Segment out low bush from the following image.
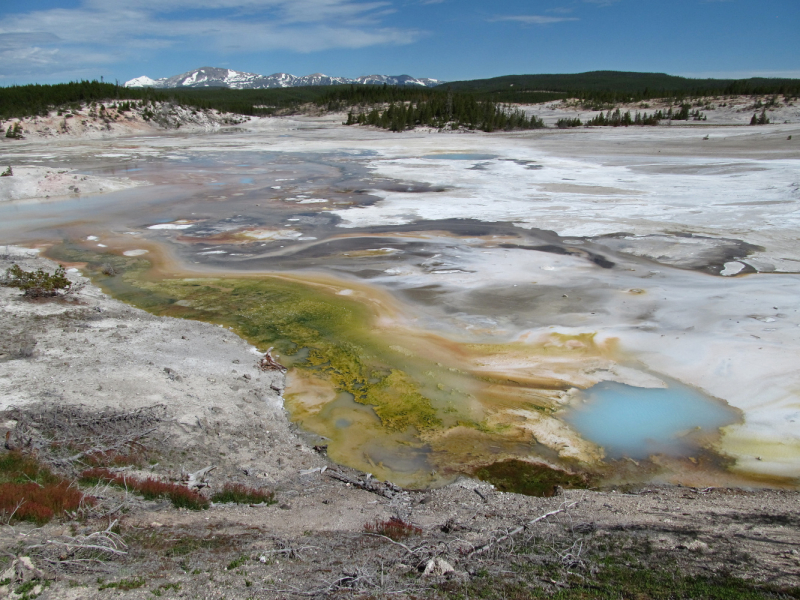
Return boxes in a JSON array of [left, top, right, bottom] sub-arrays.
[[211, 483, 275, 505], [556, 117, 582, 128], [80, 468, 208, 510], [83, 449, 145, 468], [5, 122, 23, 139], [1, 264, 73, 297], [0, 451, 92, 524], [363, 516, 421, 541]]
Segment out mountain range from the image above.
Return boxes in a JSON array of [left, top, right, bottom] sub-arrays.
[[124, 67, 442, 89]]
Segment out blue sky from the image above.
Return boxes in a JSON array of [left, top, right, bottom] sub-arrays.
[[1, 0, 798, 85]]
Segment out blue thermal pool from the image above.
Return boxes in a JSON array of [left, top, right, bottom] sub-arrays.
[[562, 380, 739, 459]]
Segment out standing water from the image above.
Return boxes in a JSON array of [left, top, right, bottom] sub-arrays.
[[563, 380, 740, 459]]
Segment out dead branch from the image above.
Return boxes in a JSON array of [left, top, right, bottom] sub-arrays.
[[60, 427, 159, 464], [360, 533, 422, 556], [182, 465, 216, 489], [258, 347, 287, 373], [2, 403, 167, 473], [326, 468, 405, 499], [469, 501, 578, 557], [25, 519, 127, 571]]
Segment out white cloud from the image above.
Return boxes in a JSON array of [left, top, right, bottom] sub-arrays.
[[0, 0, 422, 79], [490, 15, 579, 25]]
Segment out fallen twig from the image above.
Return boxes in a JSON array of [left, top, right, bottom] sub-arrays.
[[327, 468, 404, 499], [182, 465, 216, 489], [360, 533, 422, 556], [469, 501, 578, 557]]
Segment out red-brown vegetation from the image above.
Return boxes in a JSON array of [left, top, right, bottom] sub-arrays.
[[0, 451, 93, 524], [80, 468, 208, 510], [363, 516, 422, 541]]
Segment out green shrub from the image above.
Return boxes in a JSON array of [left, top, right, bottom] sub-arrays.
[[5, 122, 23, 139], [2, 264, 73, 297], [98, 577, 145, 591]]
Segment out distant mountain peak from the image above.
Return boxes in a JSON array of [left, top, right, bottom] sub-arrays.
[[125, 67, 443, 90]]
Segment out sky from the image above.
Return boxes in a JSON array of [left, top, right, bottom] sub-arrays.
[[0, 0, 798, 85]]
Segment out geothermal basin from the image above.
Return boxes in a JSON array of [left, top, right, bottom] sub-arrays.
[[1, 115, 798, 490]]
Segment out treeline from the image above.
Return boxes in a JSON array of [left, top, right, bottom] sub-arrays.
[[0, 80, 453, 120], [0, 80, 335, 120], [0, 81, 154, 119], [344, 95, 544, 132], [556, 105, 707, 128], [441, 71, 800, 105]]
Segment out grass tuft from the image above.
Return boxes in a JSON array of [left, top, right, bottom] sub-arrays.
[[98, 577, 146, 591], [211, 483, 275, 505]]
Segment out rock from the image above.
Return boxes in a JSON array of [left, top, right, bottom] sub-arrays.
[[422, 558, 455, 577], [573, 522, 595, 534], [684, 540, 710, 553], [2, 557, 43, 583]]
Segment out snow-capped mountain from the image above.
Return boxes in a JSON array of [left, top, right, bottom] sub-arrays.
[[124, 75, 160, 88], [124, 67, 443, 89]]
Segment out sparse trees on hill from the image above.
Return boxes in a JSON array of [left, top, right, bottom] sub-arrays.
[[5, 122, 23, 139], [344, 96, 545, 132], [556, 117, 582, 128], [750, 109, 770, 125]]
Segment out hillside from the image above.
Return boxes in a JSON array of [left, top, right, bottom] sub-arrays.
[[439, 70, 800, 102]]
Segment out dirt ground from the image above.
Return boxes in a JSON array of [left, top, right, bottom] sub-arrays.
[[0, 251, 797, 599]]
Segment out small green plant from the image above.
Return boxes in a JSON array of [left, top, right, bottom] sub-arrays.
[[0, 166, 11, 177], [98, 577, 146, 591], [14, 581, 37, 596], [211, 483, 275, 505], [2, 264, 72, 298], [152, 582, 180, 595], [226, 555, 248, 570]]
